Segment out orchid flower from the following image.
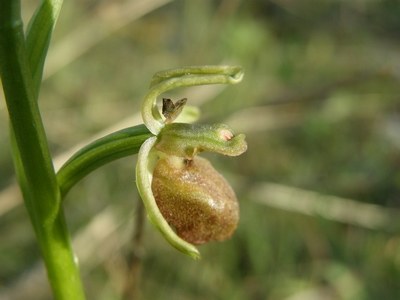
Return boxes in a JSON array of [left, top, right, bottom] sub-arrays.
[[135, 65, 247, 259], [57, 66, 247, 260]]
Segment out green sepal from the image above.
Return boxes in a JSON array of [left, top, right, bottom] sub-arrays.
[[142, 65, 244, 134], [136, 137, 201, 259]]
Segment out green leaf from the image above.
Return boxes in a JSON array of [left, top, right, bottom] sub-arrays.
[[25, 0, 63, 99]]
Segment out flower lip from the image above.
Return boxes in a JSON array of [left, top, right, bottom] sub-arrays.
[[152, 155, 240, 245]]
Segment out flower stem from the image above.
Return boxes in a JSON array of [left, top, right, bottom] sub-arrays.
[[0, 1, 85, 298], [57, 124, 153, 197]]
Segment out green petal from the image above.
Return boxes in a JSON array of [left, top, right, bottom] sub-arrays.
[[155, 123, 247, 159]]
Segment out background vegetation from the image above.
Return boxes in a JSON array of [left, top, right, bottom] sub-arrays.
[[1, 0, 400, 299]]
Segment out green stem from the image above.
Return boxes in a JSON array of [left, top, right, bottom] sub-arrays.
[[0, 1, 85, 299], [57, 124, 153, 197]]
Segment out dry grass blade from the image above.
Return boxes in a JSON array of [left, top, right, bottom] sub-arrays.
[[44, 0, 173, 79], [250, 182, 400, 231], [0, 0, 173, 110]]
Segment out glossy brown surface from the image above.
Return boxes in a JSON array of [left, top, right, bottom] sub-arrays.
[[152, 155, 239, 245]]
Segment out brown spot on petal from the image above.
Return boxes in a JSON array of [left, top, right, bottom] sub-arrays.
[[151, 156, 239, 245]]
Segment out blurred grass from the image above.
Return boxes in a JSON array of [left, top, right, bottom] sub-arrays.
[[1, 0, 400, 299]]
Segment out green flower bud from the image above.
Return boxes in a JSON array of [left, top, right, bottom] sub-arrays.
[[151, 155, 239, 245]]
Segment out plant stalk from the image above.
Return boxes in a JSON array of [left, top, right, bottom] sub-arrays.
[[0, 1, 85, 298]]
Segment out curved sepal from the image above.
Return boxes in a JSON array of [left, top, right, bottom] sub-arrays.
[[135, 137, 201, 259], [141, 65, 244, 134]]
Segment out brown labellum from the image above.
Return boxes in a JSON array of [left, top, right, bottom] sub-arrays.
[[151, 155, 239, 245]]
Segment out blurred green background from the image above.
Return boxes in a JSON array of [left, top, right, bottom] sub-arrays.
[[1, 0, 400, 299]]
